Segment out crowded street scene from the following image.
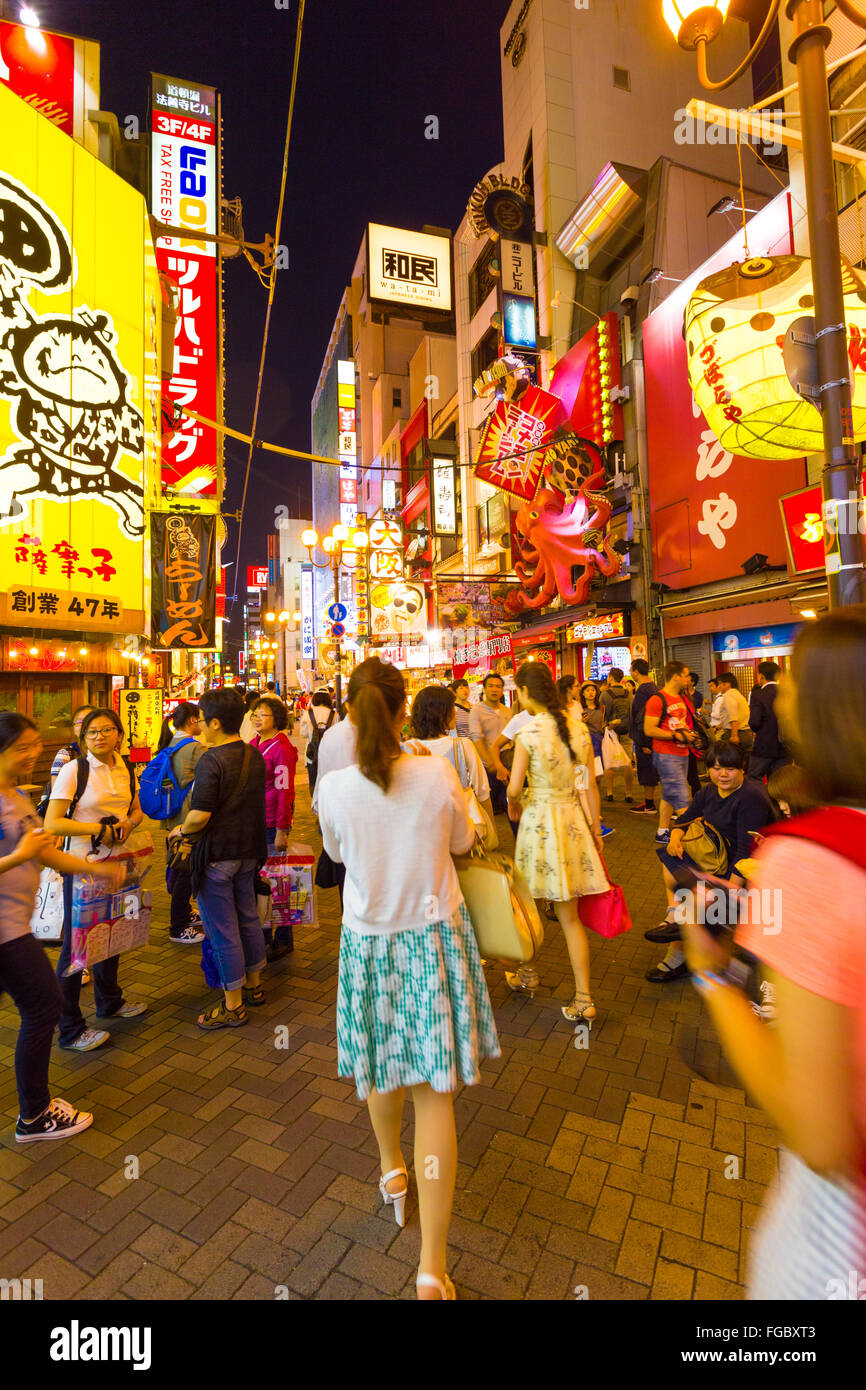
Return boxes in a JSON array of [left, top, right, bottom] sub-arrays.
[[0, 0, 865, 1349]]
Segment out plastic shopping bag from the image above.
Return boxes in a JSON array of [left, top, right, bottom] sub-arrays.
[[30, 866, 64, 941], [601, 727, 631, 772]]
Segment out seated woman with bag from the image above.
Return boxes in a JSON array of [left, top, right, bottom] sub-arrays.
[[644, 741, 774, 984]]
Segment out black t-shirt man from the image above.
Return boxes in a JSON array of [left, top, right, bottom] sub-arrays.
[[190, 741, 268, 863]]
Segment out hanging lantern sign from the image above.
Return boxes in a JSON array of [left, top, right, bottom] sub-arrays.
[[685, 254, 866, 460]]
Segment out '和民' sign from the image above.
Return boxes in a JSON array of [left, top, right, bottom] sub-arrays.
[[150, 511, 216, 649]]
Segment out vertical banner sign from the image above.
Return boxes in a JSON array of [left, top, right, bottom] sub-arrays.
[[301, 565, 314, 660], [150, 512, 216, 649], [337, 359, 357, 527], [119, 687, 164, 763], [151, 73, 219, 497]]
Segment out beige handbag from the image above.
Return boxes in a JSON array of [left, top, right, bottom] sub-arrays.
[[681, 819, 729, 875], [455, 849, 544, 964]]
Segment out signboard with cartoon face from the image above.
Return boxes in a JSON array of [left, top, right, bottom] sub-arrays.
[[0, 85, 160, 634], [369, 581, 427, 640]]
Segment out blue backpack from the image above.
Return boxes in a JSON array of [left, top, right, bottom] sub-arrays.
[[138, 738, 196, 821]]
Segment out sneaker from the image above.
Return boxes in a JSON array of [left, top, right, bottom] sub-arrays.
[[655, 829, 671, 845], [60, 1027, 109, 1052], [628, 804, 653, 816], [600, 824, 615, 839], [187, 911, 203, 930], [605, 794, 614, 803], [171, 926, 205, 945], [16, 1098, 94, 1143], [102, 1001, 147, 1020], [624, 797, 633, 805]]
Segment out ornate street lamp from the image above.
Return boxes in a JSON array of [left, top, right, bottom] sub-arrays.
[[664, 0, 866, 607]]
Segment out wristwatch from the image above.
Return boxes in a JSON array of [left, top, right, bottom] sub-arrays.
[[692, 958, 751, 994]]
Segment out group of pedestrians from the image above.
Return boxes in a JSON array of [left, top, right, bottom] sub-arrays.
[[1, 612, 863, 1302]]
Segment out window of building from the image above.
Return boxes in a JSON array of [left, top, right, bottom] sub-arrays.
[[612, 66, 630, 92], [393, 387, 402, 410], [522, 134, 534, 199], [471, 327, 499, 385], [469, 240, 498, 319]]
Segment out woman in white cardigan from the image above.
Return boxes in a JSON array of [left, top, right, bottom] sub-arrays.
[[317, 658, 500, 1301]]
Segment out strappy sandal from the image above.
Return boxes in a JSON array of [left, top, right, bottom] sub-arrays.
[[242, 985, 266, 1006], [197, 1000, 247, 1030], [561, 992, 597, 1028], [417, 1272, 456, 1300]]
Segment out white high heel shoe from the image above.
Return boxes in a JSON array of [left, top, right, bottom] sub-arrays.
[[416, 1272, 456, 1300], [378, 1166, 408, 1227]]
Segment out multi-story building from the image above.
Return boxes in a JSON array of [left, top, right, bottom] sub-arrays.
[[311, 223, 456, 674], [452, 0, 777, 684]]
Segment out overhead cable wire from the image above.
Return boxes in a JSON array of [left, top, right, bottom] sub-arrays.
[[231, 0, 306, 600]]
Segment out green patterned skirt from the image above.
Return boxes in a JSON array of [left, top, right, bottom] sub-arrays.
[[337, 903, 501, 1100]]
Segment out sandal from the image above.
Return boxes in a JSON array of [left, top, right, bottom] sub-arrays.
[[242, 985, 266, 1007], [196, 1000, 247, 1030], [561, 992, 597, 1028]]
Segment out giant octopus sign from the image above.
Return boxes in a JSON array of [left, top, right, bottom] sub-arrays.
[[473, 326, 626, 615]]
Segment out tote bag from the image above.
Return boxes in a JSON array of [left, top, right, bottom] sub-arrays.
[[455, 849, 543, 964]]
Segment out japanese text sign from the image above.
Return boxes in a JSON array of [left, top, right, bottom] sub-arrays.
[[779, 484, 826, 576], [642, 194, 807, 590], [151, 72, 219, 497], [150, 511, 216, 649], [0, 84, 159, 635], [119, 687, 164, 761], [474, 385, 566, 500]]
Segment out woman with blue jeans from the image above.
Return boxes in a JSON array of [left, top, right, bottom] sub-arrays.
[[176, 688, 268, 1030]]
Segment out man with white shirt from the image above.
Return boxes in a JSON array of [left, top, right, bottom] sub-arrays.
[[716, 672, 753, 759]]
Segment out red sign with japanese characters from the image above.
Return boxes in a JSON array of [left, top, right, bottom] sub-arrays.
[[474, 385, 566, 501], [152, 74, 220, 497], [0, 22, 75, 134], [643, 289, 806, 590], [779, 484, 826, 575]]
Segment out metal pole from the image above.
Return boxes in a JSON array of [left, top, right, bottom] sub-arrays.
[[333, 551, 342, 713], [789, 0, 866, 606]]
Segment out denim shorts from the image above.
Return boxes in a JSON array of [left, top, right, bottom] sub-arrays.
[[652, 750, 691, 810]]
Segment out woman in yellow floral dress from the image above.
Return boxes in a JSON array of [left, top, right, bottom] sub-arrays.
[[506, 662, 608, 1025]]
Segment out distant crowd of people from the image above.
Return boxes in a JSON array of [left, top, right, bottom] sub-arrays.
[[1, 613, 864, 1301]]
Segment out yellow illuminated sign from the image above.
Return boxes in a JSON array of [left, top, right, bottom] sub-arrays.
[[0, 83, 160, 635]]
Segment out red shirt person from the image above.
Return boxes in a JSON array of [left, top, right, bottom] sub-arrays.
[[643, 660, 698, 843]]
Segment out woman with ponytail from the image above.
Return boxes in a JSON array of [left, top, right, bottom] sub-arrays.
[[317, 658, 500, 1301], [160, 702, 205, 945], [506, 661, 608, 1025]]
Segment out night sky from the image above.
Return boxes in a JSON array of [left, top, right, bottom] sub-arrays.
[[39, 0, 510, 645]]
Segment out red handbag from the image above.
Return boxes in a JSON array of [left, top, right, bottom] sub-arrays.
[[578, 856, 632, 939]]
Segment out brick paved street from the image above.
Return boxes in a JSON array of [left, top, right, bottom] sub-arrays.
[[0, 760, 779, 1301]]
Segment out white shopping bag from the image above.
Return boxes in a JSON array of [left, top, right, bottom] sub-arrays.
[[601, 727, 631, 771], [30, 866, 64, 941]]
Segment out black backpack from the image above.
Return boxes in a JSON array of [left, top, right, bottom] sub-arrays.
[[305, 709, 336, 774]]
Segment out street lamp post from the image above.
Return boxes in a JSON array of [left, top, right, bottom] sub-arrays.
[[301, 523, 368, 711], [665, 0, 866, 607], [264, 608, 303, 696]]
